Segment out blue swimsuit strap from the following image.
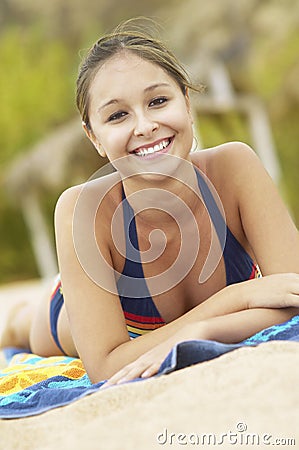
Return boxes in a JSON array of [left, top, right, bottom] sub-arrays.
[[194, 168, 255, 284], [118, 187, 156, 300], [194, 168, 227, 253], [121, 187, 144, 278]]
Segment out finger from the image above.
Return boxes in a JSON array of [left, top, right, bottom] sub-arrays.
[[287, 294, 299, 308], [114, 361, 151, 383], [141, 362, 161, 378], [101, 367, 131, 388], [103, 372, 130, 387], [102, 361, 149, 388]]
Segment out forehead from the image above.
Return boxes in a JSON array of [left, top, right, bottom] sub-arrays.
[[89, 52, 179, 102]]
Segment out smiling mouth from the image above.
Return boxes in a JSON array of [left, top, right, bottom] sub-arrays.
[[132, 137, 172, 157]]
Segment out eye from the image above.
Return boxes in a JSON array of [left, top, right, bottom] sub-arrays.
[[107, 111, 127, 122], [149, 96, 168, 107]]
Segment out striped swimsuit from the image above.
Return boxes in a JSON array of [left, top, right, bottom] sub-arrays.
[[50, 168, 261, 351]]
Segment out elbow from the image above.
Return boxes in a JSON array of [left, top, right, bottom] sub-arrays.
[[89, 373, 106, 385], [284, 306, 299, 319], [86, 361, 111, 385], [85, 354, 114, 384], [85, 348, 127, 384]]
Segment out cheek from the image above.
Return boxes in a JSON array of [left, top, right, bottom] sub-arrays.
[[173, 111, 193, 139], [100, 126, 130, 154], [166, 102, 192, 131]]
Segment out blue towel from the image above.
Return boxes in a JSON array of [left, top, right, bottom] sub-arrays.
[[1, 315, 299, 419]]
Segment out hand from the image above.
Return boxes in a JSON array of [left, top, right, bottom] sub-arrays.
[[101, 323, 205, 388], [101, 340, 174, 388], [243, 273, 299, 309]]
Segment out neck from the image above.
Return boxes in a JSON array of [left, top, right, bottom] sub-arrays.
[[121, 156, 202, 228]]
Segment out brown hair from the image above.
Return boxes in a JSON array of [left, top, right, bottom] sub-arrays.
[[76, 18, 202, 130]]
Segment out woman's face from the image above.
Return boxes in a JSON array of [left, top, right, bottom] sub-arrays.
[[86, 52, 194, 168]]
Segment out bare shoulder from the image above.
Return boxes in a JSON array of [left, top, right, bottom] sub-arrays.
[[55, 171, 121, 224], [191, 141, 259, 185], [191, 142, 299, 274]]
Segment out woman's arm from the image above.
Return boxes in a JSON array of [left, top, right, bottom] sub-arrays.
[[103, 305, 299, 387], [102, 272, 299, 386], [216, 142, 299, 275], [196, 307, 299, 344]]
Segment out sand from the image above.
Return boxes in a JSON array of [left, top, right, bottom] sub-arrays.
[[0, 280, 298, 450]]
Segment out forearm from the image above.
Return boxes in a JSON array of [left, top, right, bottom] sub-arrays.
[[196, 306, 299, 344], [183, 283, 248, 321], [99, 305, 298, 384], [95, 284, 248, 382], [91, 277, 299, 382]]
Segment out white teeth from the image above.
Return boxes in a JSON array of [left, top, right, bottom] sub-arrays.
[[135, 139, 170, 156]]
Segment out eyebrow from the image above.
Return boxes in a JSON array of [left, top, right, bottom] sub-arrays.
[[144, 82, 171, 93], [97, 83, 172, 112]]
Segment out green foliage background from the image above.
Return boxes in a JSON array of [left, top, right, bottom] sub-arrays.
[[0, 1, 298, 285], [0, 27, 75, 166], [0, 25, 77, 283]]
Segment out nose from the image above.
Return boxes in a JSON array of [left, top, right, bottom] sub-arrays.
[[133, 112, 158, 137]]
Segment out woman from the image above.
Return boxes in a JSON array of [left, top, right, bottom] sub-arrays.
[[2, 20, 299, 385]]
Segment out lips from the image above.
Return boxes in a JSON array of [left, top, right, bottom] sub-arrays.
[[130, 137, 173, 157]]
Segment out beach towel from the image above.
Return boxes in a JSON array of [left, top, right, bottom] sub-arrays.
[[1, 315, 299, 419]]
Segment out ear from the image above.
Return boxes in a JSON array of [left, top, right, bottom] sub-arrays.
[[184, 88, 194, 124], [82, 121, 97, 145], [82, 121, 106, 157], [97, 145, 107, 158]]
